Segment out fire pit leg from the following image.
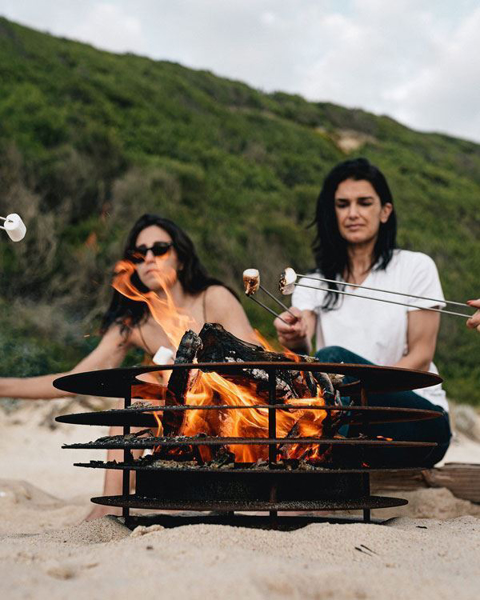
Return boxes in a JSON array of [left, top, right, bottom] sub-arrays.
[[360, 387, 371, 524], [363, 474, 371, 523], [122, 388, 132, 524], [268, 368, 278, 524]]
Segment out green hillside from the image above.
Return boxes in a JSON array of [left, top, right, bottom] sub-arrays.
[[0, 17, 479, 404]]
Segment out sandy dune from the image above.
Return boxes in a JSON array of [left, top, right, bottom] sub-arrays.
[[1, 399, 479, 599]]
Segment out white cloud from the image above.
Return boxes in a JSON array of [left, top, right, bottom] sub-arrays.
[[1, 0, 480, 141], [71, 3, 143, 54], [385, 6, 480, 139]]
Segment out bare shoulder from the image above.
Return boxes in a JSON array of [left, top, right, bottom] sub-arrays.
[[206, 285, 239, 304], [205, 285, 242, 317], [204, 285, 256, 342]]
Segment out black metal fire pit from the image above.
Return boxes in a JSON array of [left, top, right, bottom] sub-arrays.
[[55, 361, 442, 529]]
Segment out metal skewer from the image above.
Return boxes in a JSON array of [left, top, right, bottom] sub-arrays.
[[249, 296, 289, 324], [292, 282, 472, 319], [243, 268, 296, 324], [295, 273, 468, 309], [259, 285, 298, 321]]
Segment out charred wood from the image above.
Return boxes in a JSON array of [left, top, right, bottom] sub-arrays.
[[163, 330, 202, 437], [167, 330, 202, 405]]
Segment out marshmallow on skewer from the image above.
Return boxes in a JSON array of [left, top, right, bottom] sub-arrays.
[[243, 268, 260, 296], [1, 213, 26, 242], [279, 267, 297, 295], [152, 346, 175, 365]]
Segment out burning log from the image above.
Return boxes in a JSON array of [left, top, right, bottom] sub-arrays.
[[155, 323, 348, 463], [196, 323, 300, 399], [196, 323, 343, 406], [167, 330, 202, 404], [163, 329, 203, 437], [197, 323, 280, 363]]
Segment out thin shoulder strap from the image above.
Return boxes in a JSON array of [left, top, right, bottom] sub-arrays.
[[137, 323, 154, 356]]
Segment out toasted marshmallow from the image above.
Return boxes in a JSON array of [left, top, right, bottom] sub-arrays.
[[279, 267, 297, 295], [243, 268, 260, 296]]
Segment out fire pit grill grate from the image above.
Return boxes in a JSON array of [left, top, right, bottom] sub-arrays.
[[55, 361, 442, 529]]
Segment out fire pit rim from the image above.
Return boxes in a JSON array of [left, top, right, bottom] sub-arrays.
[[56, 404, 443, 428], [53, 360, 443, 398]]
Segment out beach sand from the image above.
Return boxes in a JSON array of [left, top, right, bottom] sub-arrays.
[[1, 399, 479, 599]]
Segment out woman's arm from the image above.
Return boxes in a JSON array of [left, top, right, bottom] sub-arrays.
[[394, 310, 440, 371], [0, 325, 132, 399]]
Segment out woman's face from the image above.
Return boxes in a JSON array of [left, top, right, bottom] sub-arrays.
[[334, 178, 393, 246], [134, 225, 181, 292]]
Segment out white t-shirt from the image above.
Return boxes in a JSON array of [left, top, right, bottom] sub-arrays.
[[292, 250, 448, 410]]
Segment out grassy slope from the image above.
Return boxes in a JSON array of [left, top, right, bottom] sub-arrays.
[[0, 18, 479, 403]]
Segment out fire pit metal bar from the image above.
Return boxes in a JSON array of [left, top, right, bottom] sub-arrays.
[[363, 473, 371, 523], [268, 368, 278, 520], [268, 369, 277, 467], [122, 387, 132, 521], [361, 385, 371, 523]]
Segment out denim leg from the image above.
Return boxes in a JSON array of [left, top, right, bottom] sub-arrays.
[[314, 346, 451, 467]]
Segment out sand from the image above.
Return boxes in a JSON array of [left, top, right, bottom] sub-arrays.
[[1, 398, 480, 599]]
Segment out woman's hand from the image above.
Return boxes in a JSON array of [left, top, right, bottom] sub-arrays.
[[466, 299, 480, 333], [274, 307, 314, 353]]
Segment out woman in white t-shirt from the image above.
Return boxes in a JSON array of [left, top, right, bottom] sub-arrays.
[[274, 158, 451, 467]]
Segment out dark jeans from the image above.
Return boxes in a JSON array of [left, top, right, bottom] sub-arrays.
[[315, 346, 451, 468]]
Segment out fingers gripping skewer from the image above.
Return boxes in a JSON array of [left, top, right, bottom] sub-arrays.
[[243, 269, 296, 325], [279, 268, 474, 319]]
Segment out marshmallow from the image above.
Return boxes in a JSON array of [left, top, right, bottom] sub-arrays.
[[152, 346, 175, 365], [243, 268, 260, 296], [279, 267, 297, 296], [2, 214, 26, 242]]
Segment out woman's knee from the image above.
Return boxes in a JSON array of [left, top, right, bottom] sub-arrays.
[[315, 346, 356, 363]]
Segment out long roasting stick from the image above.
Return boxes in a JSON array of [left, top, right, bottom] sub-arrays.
[[250, 296, 290, 324], [295, 272, 468, 309], [259, 284, 298, 320], [243, 268, 293, 324], [291, 282, 471, 319]]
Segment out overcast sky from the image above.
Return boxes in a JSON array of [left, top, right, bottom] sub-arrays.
[[2, 0, 480, 143]]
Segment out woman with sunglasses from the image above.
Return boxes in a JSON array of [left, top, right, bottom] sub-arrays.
[[0, 214, 257, 517], [0, 214, 256, 399], [101, 213, 256, 356]]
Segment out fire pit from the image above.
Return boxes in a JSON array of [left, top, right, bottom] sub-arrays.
[[55, 359, 442, 529]]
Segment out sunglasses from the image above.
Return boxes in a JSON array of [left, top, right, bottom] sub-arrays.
[[126, 242, 173, 264]]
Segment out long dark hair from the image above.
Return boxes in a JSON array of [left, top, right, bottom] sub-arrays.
[[312, 158, 397, 310], [101, 214, 231, 334]]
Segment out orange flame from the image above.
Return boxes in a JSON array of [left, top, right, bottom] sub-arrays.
[[113, 261, 329, 464], [113, 259, 196, 348], [180, 370, 327, 463]]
